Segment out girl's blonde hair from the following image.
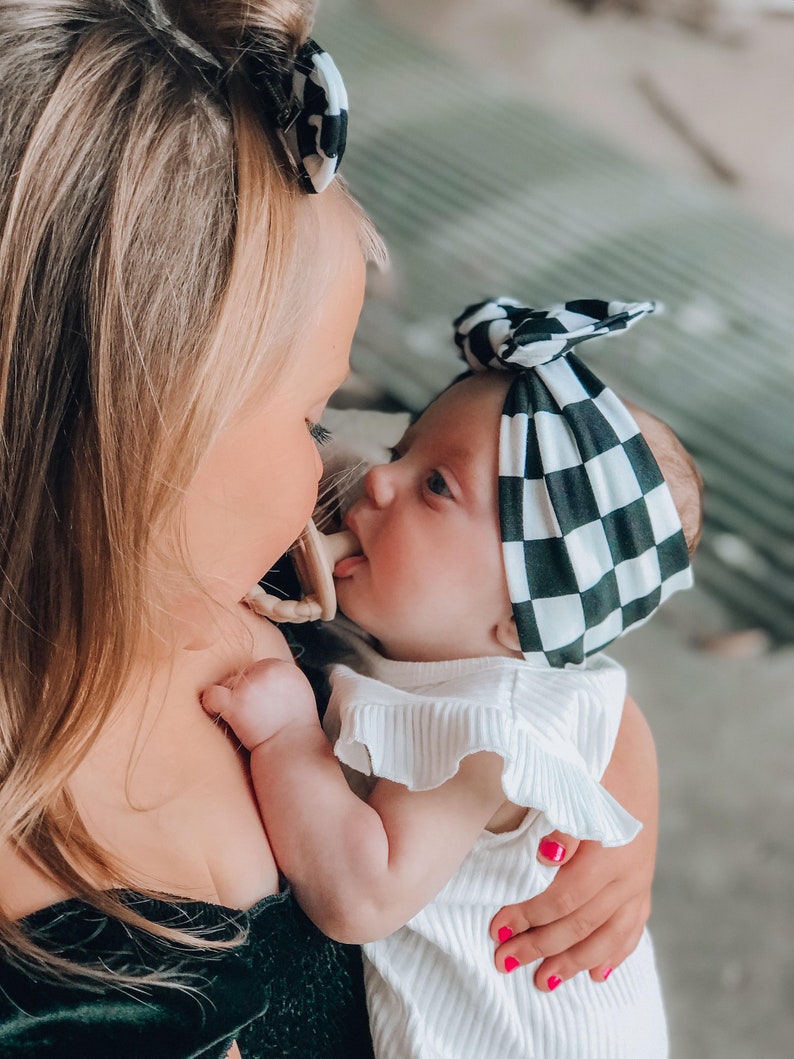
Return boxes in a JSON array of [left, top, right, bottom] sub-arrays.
[[0, 0, 380, 978]]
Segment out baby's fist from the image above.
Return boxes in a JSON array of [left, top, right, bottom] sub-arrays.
[[202, 658, 318, 750]]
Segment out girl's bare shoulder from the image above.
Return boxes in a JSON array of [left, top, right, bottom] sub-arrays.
[[242, 606, 296, 663], [1, 609, 302, 921], [0, 843, 70, 920]]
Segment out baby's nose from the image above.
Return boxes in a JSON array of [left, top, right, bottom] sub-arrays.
[[363, 462, 396, 508]]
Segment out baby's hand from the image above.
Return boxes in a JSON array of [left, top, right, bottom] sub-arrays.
[[202, 658, 319, 751]]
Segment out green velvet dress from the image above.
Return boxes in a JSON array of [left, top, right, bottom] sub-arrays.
[[0, 885, 374, 1058]]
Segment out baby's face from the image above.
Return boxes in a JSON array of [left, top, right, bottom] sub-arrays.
[[334, 373, 517, 662]]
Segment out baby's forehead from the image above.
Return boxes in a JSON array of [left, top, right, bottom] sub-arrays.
[[411, 373, 511, 438], [399, 377, 507, 498]]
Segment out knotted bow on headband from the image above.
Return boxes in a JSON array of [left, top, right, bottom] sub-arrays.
[[453, 297, 693, 668], [132, 1, 347, 193]]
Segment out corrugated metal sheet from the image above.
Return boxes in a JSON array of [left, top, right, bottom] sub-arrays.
[[318, 4, 794, 640]]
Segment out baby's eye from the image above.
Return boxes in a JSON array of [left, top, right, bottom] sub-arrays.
[[426, 470, 452, 498], [307, 421, 333, 446], [387, 446, 402, 463]]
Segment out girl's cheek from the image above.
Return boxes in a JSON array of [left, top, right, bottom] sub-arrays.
[[276, 442, 320, 537], [312, 445, 323, 483], [293, 431, 323, 495]]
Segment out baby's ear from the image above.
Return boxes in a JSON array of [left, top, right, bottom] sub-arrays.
[[495, 614, 522, 655]]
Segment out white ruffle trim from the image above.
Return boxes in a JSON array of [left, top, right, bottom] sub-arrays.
[[331, 665, 640, 847]]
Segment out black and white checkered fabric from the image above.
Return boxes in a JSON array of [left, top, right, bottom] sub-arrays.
[[283, 40, 348, 194], [453, 297, 693, 668], [246, 37, 348, 194], [455, 297, 659, 372], [125, 9, 347, 195]]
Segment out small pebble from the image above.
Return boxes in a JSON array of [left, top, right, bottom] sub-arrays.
[[696, 628, 770, 658], [719, 960, 746, 991]]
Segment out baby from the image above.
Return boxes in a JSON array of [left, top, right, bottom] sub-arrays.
[[205, 298, 702, 1058]]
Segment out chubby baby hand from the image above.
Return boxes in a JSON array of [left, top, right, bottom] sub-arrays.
[[202, 658, 319, 751]]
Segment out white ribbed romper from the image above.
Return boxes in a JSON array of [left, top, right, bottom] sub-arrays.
[[322, 623, 669, 1059]]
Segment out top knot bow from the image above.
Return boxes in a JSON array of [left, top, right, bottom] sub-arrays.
[[453, 298, 658, 373]]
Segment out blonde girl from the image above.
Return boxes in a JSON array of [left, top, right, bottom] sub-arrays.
[[0, 1, 661, 1055]]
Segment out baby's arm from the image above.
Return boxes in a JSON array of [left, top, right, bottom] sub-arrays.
[[203, 659, 507, 943]]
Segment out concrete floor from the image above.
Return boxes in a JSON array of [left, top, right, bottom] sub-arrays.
[[367, 0, 794, 239], [340, 2, 794, 1055]]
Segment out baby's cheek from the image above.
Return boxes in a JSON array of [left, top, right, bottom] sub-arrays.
[[388, 561, 442, 629], [377, 543, 421, 597]]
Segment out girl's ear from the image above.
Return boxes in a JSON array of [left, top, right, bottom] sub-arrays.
[[495, 613, 522, 655]]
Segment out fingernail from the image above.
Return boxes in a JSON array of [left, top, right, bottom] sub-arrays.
[[547, 975, 562, 991], [504, 956, 520, 973], [498, 926, 513, 943], [603, 967, 613, 980], [538, 839, 566, 863]]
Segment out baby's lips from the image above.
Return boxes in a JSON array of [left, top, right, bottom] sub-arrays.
[[333, 553, 366, 578], [329, 519, 362, 578]]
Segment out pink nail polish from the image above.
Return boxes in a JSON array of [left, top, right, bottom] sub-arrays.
[[498, 926, 513, 943], [504, 956, 520, 973], [603, 967, 613, 981], [547, 975, 562, 991], [538, 839, 566, 863]]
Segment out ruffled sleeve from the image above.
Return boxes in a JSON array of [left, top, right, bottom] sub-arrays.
[[328, 657, 640, 847]]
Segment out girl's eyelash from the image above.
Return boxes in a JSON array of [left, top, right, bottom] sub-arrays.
[[307, 421, 333, 446]]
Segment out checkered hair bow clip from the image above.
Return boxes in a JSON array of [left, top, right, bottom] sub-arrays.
[[128, 3, 347, 194], [246, 37, 348, 193], [452, 296, 692, 668]]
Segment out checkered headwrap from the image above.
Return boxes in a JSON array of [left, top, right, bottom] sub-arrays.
[[453, 297, 693, 668]]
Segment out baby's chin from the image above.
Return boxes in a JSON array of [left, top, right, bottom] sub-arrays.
[[332, 578, 369, 629], [333, 589, 398, 655], [333, 581, 467, 662]]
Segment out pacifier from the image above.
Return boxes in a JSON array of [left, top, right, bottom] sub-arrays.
[[245, 518, 360, 623]]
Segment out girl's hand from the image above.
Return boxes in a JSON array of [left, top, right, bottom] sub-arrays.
[[202, 658, 319, 751], [489, 696, 657, 990]]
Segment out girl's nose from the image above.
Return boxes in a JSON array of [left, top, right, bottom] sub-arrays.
[[363, 462, 396, 508]]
